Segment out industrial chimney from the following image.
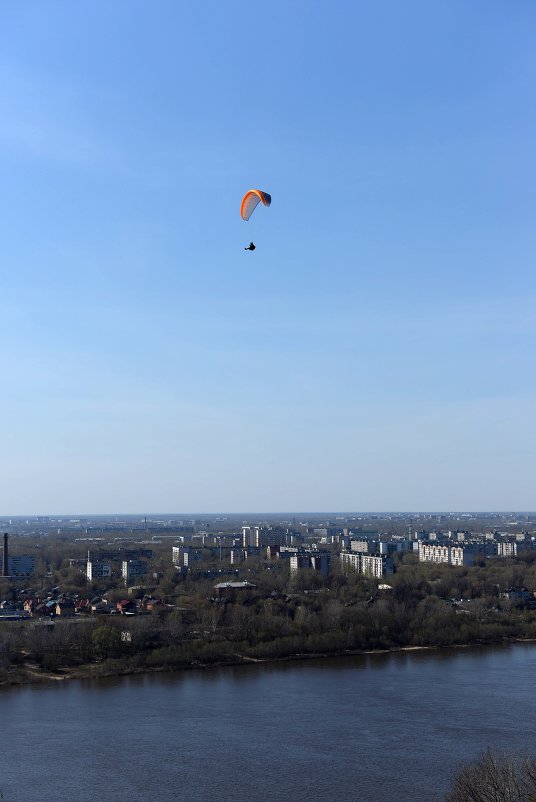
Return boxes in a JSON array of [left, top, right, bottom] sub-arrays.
[[2, 533, 8, 577]]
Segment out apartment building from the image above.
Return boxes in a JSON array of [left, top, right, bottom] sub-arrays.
[[418, 541, 483, 567], [86, 559, 112, 581], [242, 526, 289, 548], [290, 551, 330, 577], [496, 541, 517, 558], [418, 542, 450, 564], [340, 552, 394, 578], [121, 560, 148, 582]]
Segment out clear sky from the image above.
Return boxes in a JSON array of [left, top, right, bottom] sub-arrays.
[[0, 1, 535, 514]]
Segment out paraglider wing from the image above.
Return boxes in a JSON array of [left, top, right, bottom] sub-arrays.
[[240, 189, 271, 221]]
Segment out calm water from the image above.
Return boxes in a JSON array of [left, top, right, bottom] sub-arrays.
[[2, 644, 536, 802]]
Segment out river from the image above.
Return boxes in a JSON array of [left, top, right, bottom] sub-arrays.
[[2, 643, 536, 802]]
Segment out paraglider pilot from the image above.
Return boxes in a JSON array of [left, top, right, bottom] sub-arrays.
[[244, 242, 256, 251]]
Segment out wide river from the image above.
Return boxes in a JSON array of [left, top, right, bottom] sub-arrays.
[[3, 643, 536, 802]]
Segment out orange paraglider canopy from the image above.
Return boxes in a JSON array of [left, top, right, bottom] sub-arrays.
[[240, 189, 271, 221]]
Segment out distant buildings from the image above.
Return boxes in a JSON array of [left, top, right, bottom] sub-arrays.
[[86, 556, 112, 581], [55, 600, 75, 617], [229, 549, 244, 565], [121, 559, 148, 583], [340, 552, 394, 578], [172, 546, 203, 568], [213, 580, 256, 599], [289, 552, 331, 577], [350, 540, 372, 554], [0, 533, 35, 577], [242, 525, 297, 548], [0, 554, 35, 577], [496, 541, 517, 558], [418, 542, 484, 567]]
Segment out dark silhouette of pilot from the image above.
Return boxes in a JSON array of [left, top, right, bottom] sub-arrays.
[[244, 242, 256, 251]]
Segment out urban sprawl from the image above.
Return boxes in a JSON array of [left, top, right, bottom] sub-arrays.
[[1, 512, 535, 618]]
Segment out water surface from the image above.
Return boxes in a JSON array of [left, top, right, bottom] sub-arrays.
[[3, 644, 536, 802]]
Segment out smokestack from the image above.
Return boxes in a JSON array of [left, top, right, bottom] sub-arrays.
[[3, 533, 8, 577]]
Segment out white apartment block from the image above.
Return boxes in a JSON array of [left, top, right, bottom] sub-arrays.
[[418, 541, 482, 567], [361, 554, 394, 577], [350, 540, 372, 554], [340, 552, 361, 572], [242, 526, 254, 548], [340, 552, 394, 577], [418, 542, 450, 564], [450, 546, 469, 566], [496, 541, 517, 558]]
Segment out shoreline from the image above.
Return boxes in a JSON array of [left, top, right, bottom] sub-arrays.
[[2, 637, 535, 690]]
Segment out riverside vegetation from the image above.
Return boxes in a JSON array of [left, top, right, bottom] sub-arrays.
[[2, 549, 536, 686]]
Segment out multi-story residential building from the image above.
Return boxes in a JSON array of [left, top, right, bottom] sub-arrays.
[[378, 542, 399, 557], [243, 547, 261, 559], [450, 546, 473, 566], [348, 529, 379, 540], [86, 558, 112, 581], [121, 559, 148, 582], [340, 552, 361, 572], [418, 542, 450, 564], [173, 546, 204, 568], [340, 552, 394, 577], [172, 546, 188, 567], [124, 548, 153, 560], [360, 554, 394, 577], [388, 539, 414, 553], [229, 549, 244, 565], [309, 553, 331, 576], [290, 551, 330, 577], [350, 540, 373, 554], [496, 541, 517, 558], [340, 535, 352, 550], [242, 526, 289, 548], [427, 531, 447, 542], [418, 541, 484, 567]]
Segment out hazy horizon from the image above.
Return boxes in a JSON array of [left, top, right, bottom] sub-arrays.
[[2, 509, 535, 519]]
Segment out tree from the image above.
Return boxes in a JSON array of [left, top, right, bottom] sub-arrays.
[[92, 625, 121, 659], [444, 749, 536, 802]]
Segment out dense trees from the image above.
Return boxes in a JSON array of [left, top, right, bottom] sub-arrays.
[[1, 551, 536, 686]]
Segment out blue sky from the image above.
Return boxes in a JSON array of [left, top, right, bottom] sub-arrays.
[[0, 1, 535, 514]]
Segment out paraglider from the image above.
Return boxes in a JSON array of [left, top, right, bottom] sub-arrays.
[[241, 189, 271, 250], [240, 189, 271, 221]]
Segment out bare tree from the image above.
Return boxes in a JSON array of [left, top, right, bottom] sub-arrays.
[[445, 749, 536, 802]]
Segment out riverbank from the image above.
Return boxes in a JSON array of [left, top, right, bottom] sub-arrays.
[[2, 636, 533, 690]]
